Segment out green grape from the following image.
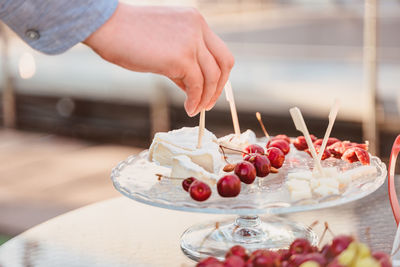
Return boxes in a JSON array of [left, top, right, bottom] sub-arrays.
[[357, 242, 371, 259], [353, 257, 380, 267], [299, 261, 320, 267], [338, 242, 357, 266]]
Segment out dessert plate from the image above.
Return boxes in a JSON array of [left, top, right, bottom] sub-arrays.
[[111, 149, 386, 215], [111, 145, 387, 261]]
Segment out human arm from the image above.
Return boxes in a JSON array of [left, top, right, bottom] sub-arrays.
[[83, 3, 234, 116], [0, 1, 234, 116]]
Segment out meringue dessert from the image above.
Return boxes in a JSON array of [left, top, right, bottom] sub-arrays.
[[218, 129, 257, 152], [148, 127, 223, 174]]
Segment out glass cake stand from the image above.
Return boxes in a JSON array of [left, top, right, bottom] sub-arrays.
[[111, 150, 387, 261]]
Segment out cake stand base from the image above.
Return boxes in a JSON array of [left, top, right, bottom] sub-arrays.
[[180, 215, 318, 261]]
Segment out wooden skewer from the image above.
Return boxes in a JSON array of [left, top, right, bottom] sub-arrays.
[[197, 109, 206, 148], [224, 80, 241, 138], [290, 107, 324, 175], [317, 99, 340, 162], [256, 112, 270, 141]]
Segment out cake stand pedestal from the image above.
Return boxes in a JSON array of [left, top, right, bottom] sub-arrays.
[[180, 215, 316, 261], [111, 151, 386, 261]]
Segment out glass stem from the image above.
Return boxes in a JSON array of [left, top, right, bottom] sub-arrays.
[[235, 215, 261, 228], [233, 215, 265, 242]]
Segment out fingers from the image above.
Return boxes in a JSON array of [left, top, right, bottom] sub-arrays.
[[182, 62, 204, 117], [171, 78, 186, 92], [195, 41, 221, 113], [202, 25, 235, 110]]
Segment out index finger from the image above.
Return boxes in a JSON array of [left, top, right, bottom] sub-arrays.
[[202, 25, 235, 110]]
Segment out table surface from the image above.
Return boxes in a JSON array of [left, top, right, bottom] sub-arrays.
[[0, 177, 398, 267]]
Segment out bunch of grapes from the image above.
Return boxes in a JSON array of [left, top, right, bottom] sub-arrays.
[[196, 236, 392, 267]]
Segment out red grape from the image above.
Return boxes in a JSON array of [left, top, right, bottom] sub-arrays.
[[320, 244, 334, 262], [289, 238, 312, 255], [330, 235, 353, 256], [234, 161, 257, 184], [226, 245, 248, 261], [265, 147, 285, 169], [277, 249, 291, 262], [372, 251, 392, 267], [217, 174, 241, 197], [252, 251, 280, 267], [326, 259, 345, 267], [182, 177, 197, 192], [224, 255, 246, 267], [244, 259, 254, 267], [189, 181, 211, 202], [197, 257, 221, 267], [244, 154, 271, 177], [289, 253, 326, 266]]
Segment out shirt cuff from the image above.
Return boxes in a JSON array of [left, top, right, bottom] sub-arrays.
[[0, 0, 118, 55]]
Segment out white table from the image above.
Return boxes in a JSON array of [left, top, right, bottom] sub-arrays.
[[0, 179, 398, 267]]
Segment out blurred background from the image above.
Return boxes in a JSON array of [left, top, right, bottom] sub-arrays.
[[0, 0, 399, 245]]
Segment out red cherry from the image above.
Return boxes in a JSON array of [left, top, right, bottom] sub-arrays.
[[244, 144, 265, 156], [305, 145, 331, 160], [197, 257, 221, 267], [244, 154, 271, 177], [372, 251, 392, 267], [293, 135, 317, 151], [189, 181, 211, 202], [266, 135, 290, 147], [224, 255, 246, 267], [217, 174, 241, 197], [314, 137, 340, 147], [182, 177, 197, 192], [268, 139, 290, 155], [265, 147, 285, 169], [234, 161, 257, 184], [330, 235, 353, 256], [289, 238, 312, 255], [226, 245, 249, 261]]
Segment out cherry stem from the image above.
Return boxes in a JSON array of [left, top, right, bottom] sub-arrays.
[[220, 144, 267, 157], [219, 144, 249, 155], [318, 222, 329, 247], [325, 222, 335, 237], [307, 220, 319, 231], [256, 112, 270, 141], [156, 173, 185, 181], [219, 145, 232, 164]]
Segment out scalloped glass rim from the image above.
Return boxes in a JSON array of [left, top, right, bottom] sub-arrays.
[[111, 150, 387, 215]]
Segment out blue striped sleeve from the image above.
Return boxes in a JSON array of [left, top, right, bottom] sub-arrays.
[[0, 0, 118, 54]]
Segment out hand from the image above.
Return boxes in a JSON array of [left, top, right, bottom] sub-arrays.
[[84, 3, 235, 117]]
